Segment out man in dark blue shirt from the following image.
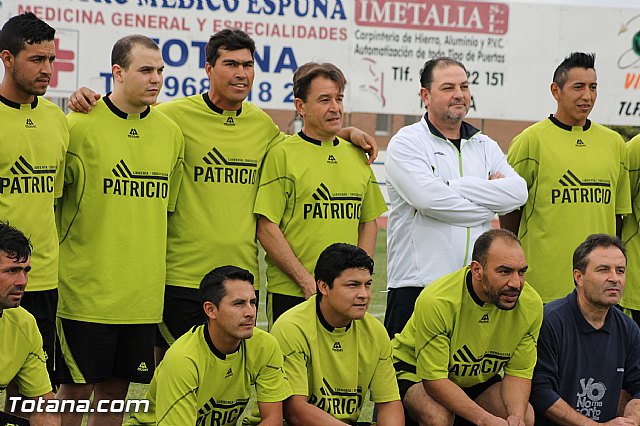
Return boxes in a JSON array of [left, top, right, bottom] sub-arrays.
[[531, 234, 640, 425]]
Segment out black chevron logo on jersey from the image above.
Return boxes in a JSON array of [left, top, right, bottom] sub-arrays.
[[202, 147, 257, 167], [110, 160, 168, 181], [312, 183, 363, 202], [225, 367, 233, 378], [452, 345, 510, 364], [25, 118, 36, 128], [558, 170, 611, 188], [224, 116, 235, 126], [575, 139, 585, 147], [10, 156, 56, 175], [479, 314, 489, 323], [128, 128, 140, 139], [332, 342, 343, 352]]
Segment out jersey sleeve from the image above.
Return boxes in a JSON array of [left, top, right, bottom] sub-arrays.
[[530, 312, 563, 414], [627, 137, 640, 206], [167, 127, 185, 213], [14, 318, 51, 398], [385, 130, 495, 227], [414, 293, 453, 381], [253, 333, 293, 402], [504, 293, 542, 379], [507, 129, 539, 193], [368, 323, 401, 403], [270, 320, 310, 397], [253, 146, 290, 224], [57, 115, 88, 243], [615, 135, 632, 215], [154, 350, 199, 425], [359, 165, 388, 223]]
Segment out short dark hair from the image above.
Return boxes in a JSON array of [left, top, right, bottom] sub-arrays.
[[420, 57, 466, 89], [0, 222, 31, 263], [205, 29, 255, 67], [553, 52, 596, 89], [314, 243, 374, 295], [472, 229, 520, 267], [111, 34, 159, 69], [293, 62, 347, 101], [0, 12, 55, 56], [573, 234, 626, 277], [199, 265, 254, 307]]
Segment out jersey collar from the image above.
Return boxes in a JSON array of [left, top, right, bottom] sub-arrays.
[[316, 295, 352, 332], [466, 269, 486, 307], [423, 112, 480, 142], [103, 93, 151, 119], [202, 323, 240, 360], [548, 114, 591, 131], [298, 130, 339, 147], [201, 93, 242, 116], [0, 94, 38, 110]]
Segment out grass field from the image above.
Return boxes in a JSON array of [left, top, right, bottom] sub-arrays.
[[55, 229, 389, 424]]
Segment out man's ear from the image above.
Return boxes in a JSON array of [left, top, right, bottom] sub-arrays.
[[469, 260, 483, 281], [112, 64, 125, 84], [317, 280, 328, 297], [1, 50, 14, 69], [203, 301, 217, 321]]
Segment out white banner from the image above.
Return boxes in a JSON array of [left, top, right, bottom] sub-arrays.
[[1, 0, 639, 125]]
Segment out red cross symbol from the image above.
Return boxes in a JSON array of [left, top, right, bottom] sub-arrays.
[[50, 38, 75, 88]]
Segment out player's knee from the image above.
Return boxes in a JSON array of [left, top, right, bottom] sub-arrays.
[[56, 383, 94, 400], [404, 384, 453, 426]]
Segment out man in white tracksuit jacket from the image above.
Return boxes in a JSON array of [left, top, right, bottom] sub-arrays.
[[384, 57, 528, 339]]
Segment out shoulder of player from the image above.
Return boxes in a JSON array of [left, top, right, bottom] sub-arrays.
[[271, 299, 316, 336], [356, 312, 391, 344], [246, 327, 279, 347], [1, 306, 39, 340], [587, 121, 625, 144], [36, 96, 66, 118], [515, 283, 543, 315], [148, 107, 182, 134], [161, 324, 207, 365]]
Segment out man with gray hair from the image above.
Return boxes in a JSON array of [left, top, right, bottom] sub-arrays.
[[531, 234, 640, 425], [384, 57, 527, 339]]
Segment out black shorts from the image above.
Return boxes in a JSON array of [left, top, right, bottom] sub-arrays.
[[157, 285, 260, 348], [55, 318, 155, 384], [20, 289, 57, 379], [267, 292, 305, 328], [384, 287, 423, 339]]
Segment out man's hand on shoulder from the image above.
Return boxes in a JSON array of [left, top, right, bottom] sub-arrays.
[[489, 172, 505, 180], [339, 127, 378, 164], [68, 87, 101, 113]]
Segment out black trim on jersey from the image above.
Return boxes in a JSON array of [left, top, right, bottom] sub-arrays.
[[201, 93, 242, 116], [316, 296, 352, 332], [466, 271, 485, 307], [103, 93, 151, 119], [298, 130, 339, 147], [548, 114, 591, 131], [424, 112, 480, 142], [202, 324, 241, 360], [0, 94, 38, 109]]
